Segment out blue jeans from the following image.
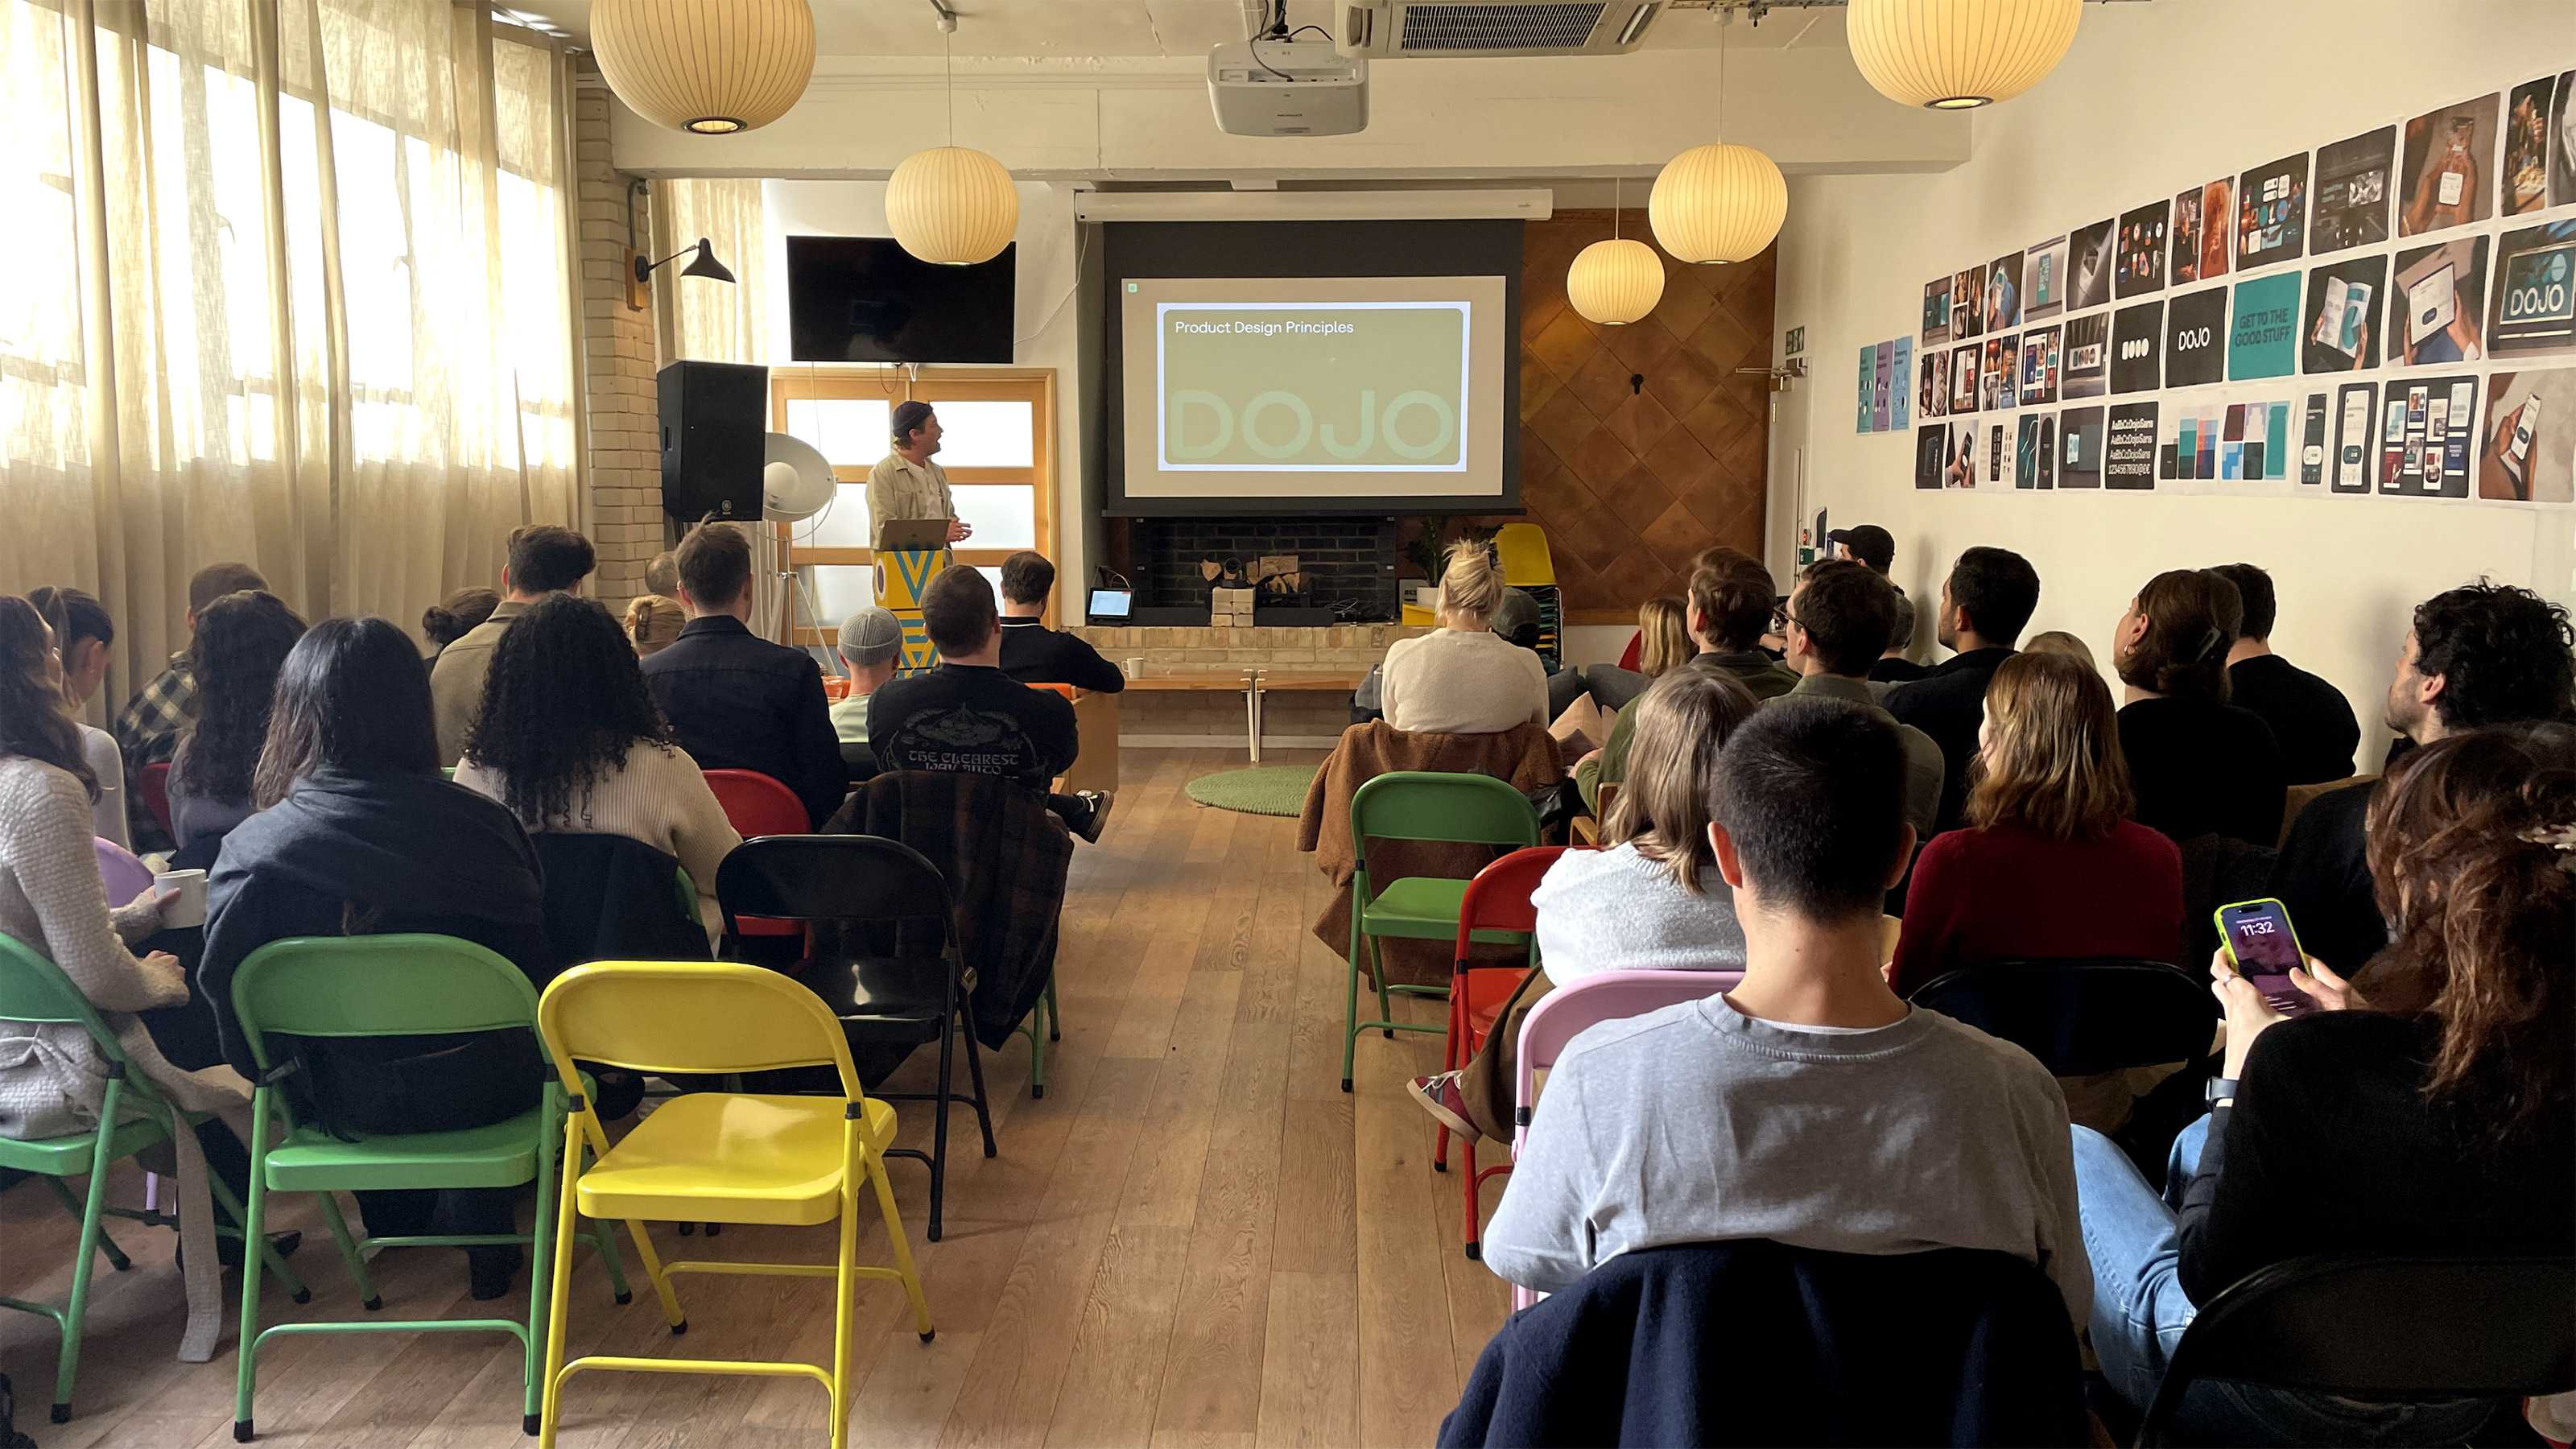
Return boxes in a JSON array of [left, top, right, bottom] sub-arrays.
[[2072, 1121, 2496, 1445]]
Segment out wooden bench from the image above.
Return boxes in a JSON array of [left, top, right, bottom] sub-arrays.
[[1121, 669, 1365, 762]]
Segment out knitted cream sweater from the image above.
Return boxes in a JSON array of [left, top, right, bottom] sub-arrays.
[[0, 754, 249, 1139], [452, 740, 742, 896]]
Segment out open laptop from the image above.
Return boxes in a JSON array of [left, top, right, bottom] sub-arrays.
[[873, 518, 953, 551]]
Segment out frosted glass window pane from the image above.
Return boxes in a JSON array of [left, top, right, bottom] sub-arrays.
[[950, 486, 1036, 549], [924, 400, 1034, 466], [801, 565, 877, 621], [797, 485, 875, 549], [783, 398, 891, 465]]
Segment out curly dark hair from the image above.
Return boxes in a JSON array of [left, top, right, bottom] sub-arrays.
[[0, 596, 95, 799], [461, 592, 671, 826], [2364, 721, 2576, 1145], [2413, 581, 2576, 731], [171, 591, 308, 807]]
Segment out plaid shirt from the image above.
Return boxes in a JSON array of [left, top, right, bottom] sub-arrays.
[[114, 653, 196, 850]]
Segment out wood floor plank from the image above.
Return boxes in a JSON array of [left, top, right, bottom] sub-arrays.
[[1253, 1270, 1360, 1448], [0, 752, 1509, 1449]]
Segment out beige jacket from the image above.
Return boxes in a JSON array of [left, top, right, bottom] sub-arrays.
[[427, 599, 528, 766], [865, 452, 955, 542]]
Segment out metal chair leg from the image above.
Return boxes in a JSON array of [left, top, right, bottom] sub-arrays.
[[960, 1015, 997, 1158]]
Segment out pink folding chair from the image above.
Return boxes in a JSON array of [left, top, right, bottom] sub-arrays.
[[93, 838, 153, 904], [1507, 967, 1742, 1310]]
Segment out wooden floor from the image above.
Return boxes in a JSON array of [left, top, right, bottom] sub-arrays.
[[0, 749, 1509, 1448]]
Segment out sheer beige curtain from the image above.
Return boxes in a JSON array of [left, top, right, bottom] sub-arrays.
[[0, 0, 578, 713]]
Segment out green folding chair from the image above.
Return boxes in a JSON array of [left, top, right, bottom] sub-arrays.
[[0, 931, 307, 1426], [228, 935, 643, 1442], [1340, 771, 1541, 1092]]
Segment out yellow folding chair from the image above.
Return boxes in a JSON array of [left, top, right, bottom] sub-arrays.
[[532, 961, 933, 1449]]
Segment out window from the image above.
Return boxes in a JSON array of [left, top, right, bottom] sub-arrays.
[[770, 369, 1059, 636]]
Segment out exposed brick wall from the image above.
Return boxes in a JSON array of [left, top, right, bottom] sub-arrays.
[[1129, 517, 1401, 620], [572, 59, 664, 612]]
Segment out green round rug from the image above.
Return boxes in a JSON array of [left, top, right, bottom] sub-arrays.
[[1185, 765, 1318, 817]]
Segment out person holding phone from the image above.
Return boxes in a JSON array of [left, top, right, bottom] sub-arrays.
[[2071, 724, 2576, 1445]]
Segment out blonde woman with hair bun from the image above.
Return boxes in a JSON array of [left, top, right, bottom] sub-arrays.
[[623, 594, 687, 658], [1377, 541, 1549, 734]]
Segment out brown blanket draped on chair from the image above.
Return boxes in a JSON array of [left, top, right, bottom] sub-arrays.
[[1297, 721, 1562, 989]]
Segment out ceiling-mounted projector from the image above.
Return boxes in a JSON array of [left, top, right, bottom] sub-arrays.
[[1208, 38, 1368, 137]]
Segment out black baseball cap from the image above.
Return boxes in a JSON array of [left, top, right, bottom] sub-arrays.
[[1827, 524, 1894, 573]]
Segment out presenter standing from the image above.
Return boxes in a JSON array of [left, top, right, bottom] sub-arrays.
[[868, 401, 973, 546]]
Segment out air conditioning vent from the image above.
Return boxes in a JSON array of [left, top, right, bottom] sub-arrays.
[[1337, 0, 1661, 57]]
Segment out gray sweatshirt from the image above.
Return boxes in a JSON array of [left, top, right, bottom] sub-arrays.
[[1481, 995, 2090, 1327]]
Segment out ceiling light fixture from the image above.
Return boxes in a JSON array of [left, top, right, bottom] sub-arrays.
[[592, 0, 816, 135], [1847, 0, 2083, 110], [1567, 177, 1665, 326], [1649, 8, 1787, 264], [886, 20, 1020, 266]]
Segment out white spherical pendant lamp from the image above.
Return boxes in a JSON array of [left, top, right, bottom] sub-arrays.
[[1847, 0, 2083, 110], [1649, 143, 1787, 265], [592, 0, 816, 135], [886, 147, 1020, 266], [1568, 239, 1665, 326]]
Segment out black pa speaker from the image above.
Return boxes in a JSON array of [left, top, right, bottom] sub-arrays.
[[657, 360, 768, 522]]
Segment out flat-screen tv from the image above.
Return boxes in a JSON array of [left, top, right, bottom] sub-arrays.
[[785, 235, 1016, 364]]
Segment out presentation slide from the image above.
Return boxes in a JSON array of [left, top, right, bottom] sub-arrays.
[[1120, 275, 1509, 503]]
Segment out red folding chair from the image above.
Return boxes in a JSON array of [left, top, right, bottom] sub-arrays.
[[1439, 844, 1567, 1261], [136, 762, 174, 840], [703, 770, 809, 940]]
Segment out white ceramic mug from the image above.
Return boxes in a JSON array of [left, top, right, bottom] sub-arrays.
[[1126, 657, 1146, 678], [155, 869, 208, 930]]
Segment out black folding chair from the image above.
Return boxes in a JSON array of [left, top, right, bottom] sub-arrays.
[[2135, 1254, 2576, 1447], [716, 834, 996, 1242], [1905, 957, 2218, 1076]]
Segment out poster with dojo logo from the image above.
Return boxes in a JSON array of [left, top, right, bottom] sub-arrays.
[[2165, 287, 2228, 389], [2490, 221, 2576, 361], [2112, 300, 2165, 394]]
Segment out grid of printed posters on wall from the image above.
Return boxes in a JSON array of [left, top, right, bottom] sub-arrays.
[[1880, 66, 2576, 509]]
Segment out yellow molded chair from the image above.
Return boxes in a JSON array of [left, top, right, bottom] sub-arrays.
[[533, 961, 934, 1449]]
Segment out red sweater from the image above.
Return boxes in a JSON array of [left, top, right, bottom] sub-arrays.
[[1889, 819, 2184, 997]]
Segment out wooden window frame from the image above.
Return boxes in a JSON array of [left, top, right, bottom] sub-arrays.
[[769, 367, 1059, 638]]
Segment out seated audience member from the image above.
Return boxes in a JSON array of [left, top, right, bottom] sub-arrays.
[[1409, 667, 1758, 1143], [1828, 523, 1897, 578], [2074, 724, 2575, 1446], [1576, 557, 1798, 810], [1480, 700, 2087, 1327], [1380, 543, 1548, 734], [420, 588, 499, 661], [1781, 561, 1944, 843], [622, 594, 686, 657], [643, 549, 680, 601], [30, 587, 129, 848], [167, 591, 309, 864], [1891, 652, 2183, 993], [1611, 546, 1762, 673], [0, 595, 253, 1316], [428, 525, 596, 766], [642, 522, 846, 829], [828, 605, 902, 782], [2273, 582, 2575, 976], [200, 617, 550, 1299], [1868, 591, 1933, 683], [2021, 630, 2095, 668], [869, 566, 1114, 843], [2207, 562, 2360, 786], [996, 550, 1125, 694], [1565, 597, 1690, 720], [1889, 546, 2041, 832], [2112, 569, 2285, 845], [452, 594, 741, 894], [115, 561, 268, 844]]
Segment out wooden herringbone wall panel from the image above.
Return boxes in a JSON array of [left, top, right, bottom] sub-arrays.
[[1498, 211, 1773, 625]]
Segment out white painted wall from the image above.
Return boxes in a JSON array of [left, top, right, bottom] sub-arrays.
[[1769, 0, 2576, 762], [762, 179, 1090, 601]]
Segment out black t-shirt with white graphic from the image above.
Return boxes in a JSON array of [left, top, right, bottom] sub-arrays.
[[866, 663, 1077, 793]]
